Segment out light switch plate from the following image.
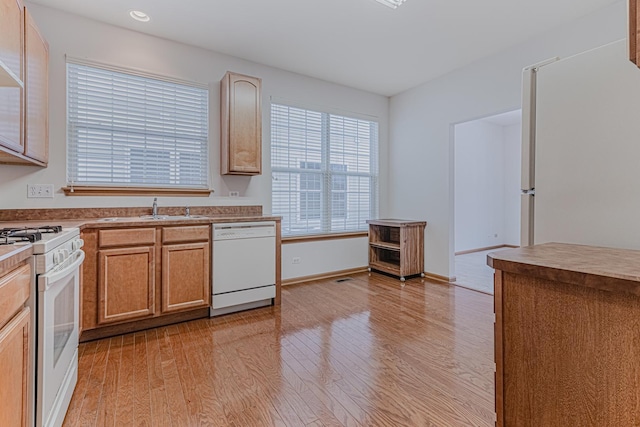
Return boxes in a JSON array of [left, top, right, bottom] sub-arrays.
[[27, 184, 54, 198]]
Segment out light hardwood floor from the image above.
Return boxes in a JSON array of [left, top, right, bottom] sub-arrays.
[[63, 272, 495, 427]]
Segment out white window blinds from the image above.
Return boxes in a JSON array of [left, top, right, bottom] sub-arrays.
[[271, 103, 379, 236], [67, 61, 209, 189]]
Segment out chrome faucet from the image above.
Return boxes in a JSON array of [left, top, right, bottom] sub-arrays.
[[185, 206, 190, 217], [152, 198, 158, 218]]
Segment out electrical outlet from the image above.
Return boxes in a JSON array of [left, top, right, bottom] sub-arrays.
[[229, 191, 239, 197], [292, 257, 301, 264], [27, 184, 54, 198]]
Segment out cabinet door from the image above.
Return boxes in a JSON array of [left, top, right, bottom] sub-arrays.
[[0, 0, 24, 154], [0, 0, 23, 78], [162, 242, 210, 313], [98, 246, 155, 324], [221, 72, 262, 175], [0, 307, 30, 427], [24, 7, 48, 164]]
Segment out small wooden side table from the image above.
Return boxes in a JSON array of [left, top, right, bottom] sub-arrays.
[[366, 219, 427, 282]]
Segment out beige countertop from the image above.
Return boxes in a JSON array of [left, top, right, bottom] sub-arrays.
[[0, 211, 280, 269], [0, 214, 281, 230], [487, 242, 640, 295]]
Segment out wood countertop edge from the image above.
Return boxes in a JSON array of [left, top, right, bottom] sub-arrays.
[[488, 243, 640, 296], [366, 219, 427, 227], [0, 245, 33, 277]]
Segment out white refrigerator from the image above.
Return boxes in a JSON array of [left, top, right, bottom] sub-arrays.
[[521, 39, 640, 249]]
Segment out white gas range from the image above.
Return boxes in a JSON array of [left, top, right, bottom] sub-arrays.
[[0, 226, 84, 427]]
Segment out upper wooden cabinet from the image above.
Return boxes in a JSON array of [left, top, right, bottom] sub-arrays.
[[0, 0, 23, 85], [631, 0, 639, 67], [220, 71, 262, 175], [0, 0, 24, 156], [24, 7, 48, 164], [0, 1, 48, 167]]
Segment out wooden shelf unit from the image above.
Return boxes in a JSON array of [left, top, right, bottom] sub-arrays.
[[367, 219, 426, 282]]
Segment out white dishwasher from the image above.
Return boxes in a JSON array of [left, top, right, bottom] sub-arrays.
[[211, 221, 276, 316]]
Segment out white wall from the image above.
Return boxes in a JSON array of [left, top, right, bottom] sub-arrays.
[[389, 1, 625, 278], [282, 237, 368, 281], [0, 3, 389, 279], [454, 118, 521, 253], [502, 123, 522, 246], [454, 120, 505, 252]]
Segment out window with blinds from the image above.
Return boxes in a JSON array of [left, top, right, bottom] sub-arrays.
[[66, 61, 209, 189], [271, 103, 379, 236]]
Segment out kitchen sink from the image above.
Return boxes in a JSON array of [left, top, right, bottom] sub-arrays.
[[139, 215, 208, 220], [97, 215, 208, 222]]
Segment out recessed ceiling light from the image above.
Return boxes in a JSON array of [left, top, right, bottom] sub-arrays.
[[374, 0, 407, 9], [129, 10, 150, 22]]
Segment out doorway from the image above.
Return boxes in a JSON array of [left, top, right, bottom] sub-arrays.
[[452, 109, 521, 294]]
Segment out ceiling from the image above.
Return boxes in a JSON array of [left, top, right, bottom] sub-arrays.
[[29, 0, 620, 96]]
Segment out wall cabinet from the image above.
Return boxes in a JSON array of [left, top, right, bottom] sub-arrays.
[[0, 262, 32, 427], [631, 0, 639, 67], [220, 71, 262, 175], [24, 7, 48, 164], [0, 0, 24, 155], [82, 225, 211, 341], [367, 219, 426, 282], [0, 1, 48, 167]]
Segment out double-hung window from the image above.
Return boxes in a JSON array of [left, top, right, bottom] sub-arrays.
[[66, 60, 209, 191], [271, 103, 379, 236]]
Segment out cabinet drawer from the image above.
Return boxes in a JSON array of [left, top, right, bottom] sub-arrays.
[[0, 263, 31, 329], [99, 228, 156, 248], [162, 225, 210, 244]]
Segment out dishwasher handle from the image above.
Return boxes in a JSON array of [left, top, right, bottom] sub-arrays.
[[213, 221, 276, 240]]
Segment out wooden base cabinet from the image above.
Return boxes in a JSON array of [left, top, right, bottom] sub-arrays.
[[490, 243, 640, 426], [161, 225, 210, 313], [0, 308, 30, 427], [81, 225, 211, 341], [0, 261, 32, 427], [367, 219, 426, 281], [98, 246, 155, 324]]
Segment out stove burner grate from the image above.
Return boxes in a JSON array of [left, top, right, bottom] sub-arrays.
[[0, 225, 63, 245]]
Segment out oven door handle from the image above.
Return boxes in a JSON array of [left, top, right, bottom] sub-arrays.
[[38, 250, 85, 291]]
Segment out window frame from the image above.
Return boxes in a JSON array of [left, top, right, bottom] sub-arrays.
[[64, 58, 211, 196], [270, 102, 379, 237]]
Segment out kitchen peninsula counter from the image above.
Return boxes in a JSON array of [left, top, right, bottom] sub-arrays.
[[488, 242, 640, 426], [488, 242, 640, 295]]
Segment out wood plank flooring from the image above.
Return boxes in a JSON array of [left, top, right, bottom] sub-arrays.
[[63, 272, 495, 427]]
